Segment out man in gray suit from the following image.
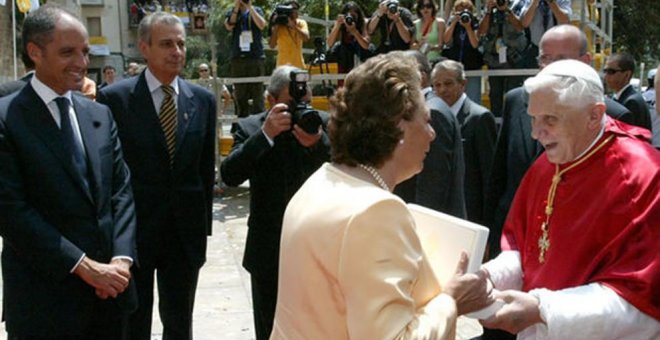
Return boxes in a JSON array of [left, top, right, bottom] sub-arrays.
[[394, 51, 466, 218], [432, 59, 497, 225]]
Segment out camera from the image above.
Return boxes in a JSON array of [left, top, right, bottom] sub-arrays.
[[289, 71, 322, 134], [345, 14, 355, 26], [311, 37, 327, 65], [274, 4, 293, 25], [496, 0, 507, 6], [387, 0, 399, 14], [459, 9, 473, 24]]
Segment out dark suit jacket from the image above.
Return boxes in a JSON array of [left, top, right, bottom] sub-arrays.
[[0, 84, 137, 336], [457, 97, 497, 225], [617, 85, 652, 131], [395, 94, 467, 218], [220, 112, 330, 277], [0, 72, 33, 98], [483, 87, 637, 258], [97, 72, 216, 269]]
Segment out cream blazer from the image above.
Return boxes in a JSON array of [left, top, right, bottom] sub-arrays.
[[271, 163, 457, 340]]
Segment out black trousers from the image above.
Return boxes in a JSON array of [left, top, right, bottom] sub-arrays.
[[129, 234, 201, 340], [250, 273, 278, 340], [8, 299, 130, 340]]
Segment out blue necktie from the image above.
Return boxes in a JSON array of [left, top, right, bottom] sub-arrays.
[[540, 0, 550, 30], [55, 97, 89, 187]]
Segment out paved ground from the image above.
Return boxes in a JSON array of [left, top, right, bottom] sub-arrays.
[[0, 183, 482, 339]]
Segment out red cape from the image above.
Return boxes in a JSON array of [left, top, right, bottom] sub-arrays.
[[502, 117, 660, 320]]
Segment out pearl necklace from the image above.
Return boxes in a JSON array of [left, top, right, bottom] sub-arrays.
[[358, 164, 390, 191]]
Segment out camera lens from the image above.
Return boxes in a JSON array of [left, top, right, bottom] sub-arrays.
[[460, 10, 471, 24], [345, 14, 354, 25], [388, 4, 398, 14]]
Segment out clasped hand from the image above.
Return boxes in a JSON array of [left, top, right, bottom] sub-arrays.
[[74, 257, 131, 299]]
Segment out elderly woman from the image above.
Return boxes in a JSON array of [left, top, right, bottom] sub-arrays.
[[271, 52, 491, 339]]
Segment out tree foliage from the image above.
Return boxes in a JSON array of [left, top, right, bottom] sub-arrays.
[[612, 0, 660, 68]]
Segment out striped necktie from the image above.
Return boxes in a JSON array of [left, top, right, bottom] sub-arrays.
[[160, 85, 177, 164]]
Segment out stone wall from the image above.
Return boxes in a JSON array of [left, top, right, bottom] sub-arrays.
[[0, 3, 17, 82]]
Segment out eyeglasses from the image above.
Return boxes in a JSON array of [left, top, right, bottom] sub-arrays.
[[603, 68, 624, 75], [421, 4, 434, 9]]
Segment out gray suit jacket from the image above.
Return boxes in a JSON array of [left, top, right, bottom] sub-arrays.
[[395, 92, 467, 218]]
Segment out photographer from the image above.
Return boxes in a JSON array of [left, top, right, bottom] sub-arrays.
[[412, 0, 446, 63], [479, 0, 532, 117], [326, 2, 370, 73], [367, 0, 415, 55], [442, 0, 483, 104], [269, 1, 310, 69], [513, 0, 571, 62], [220, 65, 330, 340], [225, 0, 266, 117]]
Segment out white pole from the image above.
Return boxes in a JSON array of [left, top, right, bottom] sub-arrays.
[[13, 0, 17, 79]]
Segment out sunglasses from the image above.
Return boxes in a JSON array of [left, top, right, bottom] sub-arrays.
[[199, 69, 209, 72], [421, 3, 434, 9], [603, 68, 624, 75]]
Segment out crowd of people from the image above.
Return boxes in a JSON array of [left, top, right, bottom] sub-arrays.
[[0, 1, 658, 340]]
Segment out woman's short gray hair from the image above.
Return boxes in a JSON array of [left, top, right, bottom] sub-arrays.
[[138, 12, 184, 45]]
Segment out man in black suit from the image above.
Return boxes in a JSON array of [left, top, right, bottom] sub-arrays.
[[0, 54, 34, 98], [394, 51, 466, 218], [221, 65, 330, 339], [604, 53, 652, 131], [432, 59, 497, 225], [484, 25, 640, 266], [0, 5, 137, 339], [97, 11, 216, 340]]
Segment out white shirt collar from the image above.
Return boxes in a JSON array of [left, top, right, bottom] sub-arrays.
[[571, 115, 607, 161], [30, 74, 72, 105], [144, 68, 179, 95], [614, 84, 631, 100], [448, 93, 468, 116]]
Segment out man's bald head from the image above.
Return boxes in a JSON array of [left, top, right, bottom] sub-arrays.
[[538, 25, 590, 69]]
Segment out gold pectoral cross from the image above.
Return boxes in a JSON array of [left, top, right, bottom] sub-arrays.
[[538, 222, 550, 263]]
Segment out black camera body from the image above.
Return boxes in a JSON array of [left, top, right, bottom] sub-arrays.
[[274, 4, 293, 25], [459, 9, 473, 24], [345, 14, 355, 26], [387, 0, 399, 14], [289, 71, 322, 134]]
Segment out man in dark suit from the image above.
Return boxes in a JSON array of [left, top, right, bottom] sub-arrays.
[[0, 54, 34, 98], [221, 65, 330, 339], [432, 59, 497, 225], [0, 5, 137, 339], [604, 53, 652, 131], [97, 11, 216, 340], [484, 25, 640, 268], [394, 51, 466, 218]]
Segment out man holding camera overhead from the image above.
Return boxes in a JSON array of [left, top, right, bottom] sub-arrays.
[[269, 1, 309, 69], [512, 0, 571, 64], [221, 65, 330, 339], [225, 0, 266, 117], [367, 0, 415, 55]]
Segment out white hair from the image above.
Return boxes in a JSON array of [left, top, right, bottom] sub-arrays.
[[524, 73, 604, 111]]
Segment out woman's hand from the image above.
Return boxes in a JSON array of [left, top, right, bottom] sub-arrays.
[[443, 252, 495, 315]]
